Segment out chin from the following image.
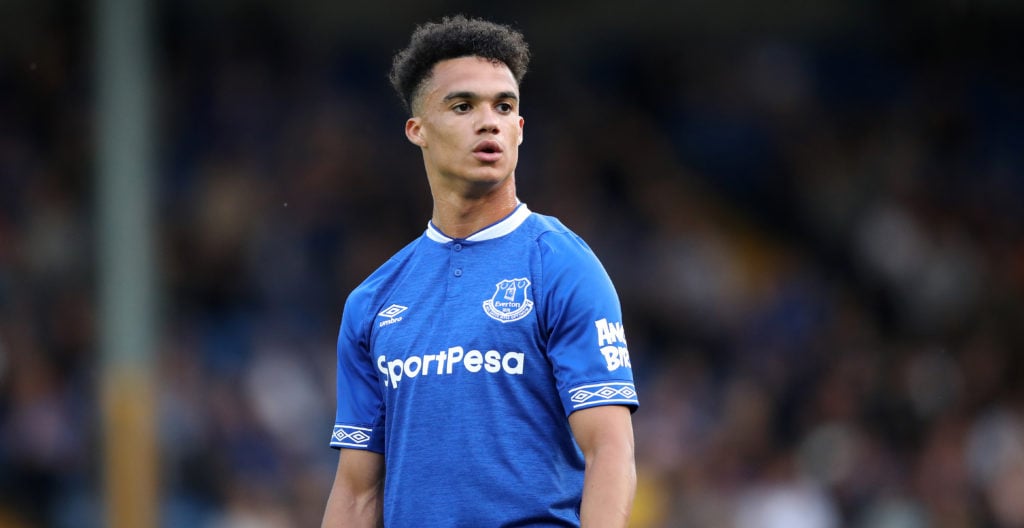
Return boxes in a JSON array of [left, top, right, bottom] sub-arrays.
[[462, 171, 512, 193], [468, 164, 512, 182]]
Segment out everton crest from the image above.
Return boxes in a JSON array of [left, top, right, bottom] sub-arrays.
[[483, 278, 534, 323]]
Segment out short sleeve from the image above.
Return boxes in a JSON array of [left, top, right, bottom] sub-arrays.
[[538, 232, 638, 416], [330, 291, 386, 452]]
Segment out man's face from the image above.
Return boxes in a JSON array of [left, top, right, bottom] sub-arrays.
[[405, 56, 524, 193]]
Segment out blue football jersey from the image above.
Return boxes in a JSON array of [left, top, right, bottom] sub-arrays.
[[331, 203, 638, 527]]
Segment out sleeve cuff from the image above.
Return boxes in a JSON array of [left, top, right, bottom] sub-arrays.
[[330, 424, 385, 452], [565, 381, 639, 414]]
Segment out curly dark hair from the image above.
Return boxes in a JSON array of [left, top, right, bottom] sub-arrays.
[[389, 15, 530, 114]]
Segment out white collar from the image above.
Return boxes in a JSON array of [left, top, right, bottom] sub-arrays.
[[425, 203, 531, 243]]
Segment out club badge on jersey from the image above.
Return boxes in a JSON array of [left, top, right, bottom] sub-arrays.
[[483, 278, 534, 323]]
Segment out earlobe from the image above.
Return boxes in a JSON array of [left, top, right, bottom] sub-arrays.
[[405, 118, 426, 147], [518, 116, 525, 145]]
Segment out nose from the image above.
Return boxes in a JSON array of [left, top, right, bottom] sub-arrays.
[[476, 107, 500, 135]]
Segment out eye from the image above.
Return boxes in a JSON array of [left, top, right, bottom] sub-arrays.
[[496, 102, 514, 113], [452, 102, 471, 113]]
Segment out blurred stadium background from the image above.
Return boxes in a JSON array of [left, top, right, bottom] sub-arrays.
[[2, 0, 1023, 526]]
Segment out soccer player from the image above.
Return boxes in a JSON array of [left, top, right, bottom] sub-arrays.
[[322, 15, 639, 528]]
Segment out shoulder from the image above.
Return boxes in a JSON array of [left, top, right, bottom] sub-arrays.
[[520, 212, 595, 256], [344, 236, 424, 315], [518, 212, 618, 306], [519, 212, 604, 272]]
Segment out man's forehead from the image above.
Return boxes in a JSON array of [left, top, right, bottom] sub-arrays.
[[412, 56, 518, 112], [443, 90, 519, 102], [428, 57, 517, 91]]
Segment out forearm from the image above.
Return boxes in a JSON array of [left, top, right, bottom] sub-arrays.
[[321, 485, 382, 528], [322, 449, 385, 528], [579, 443, 636, 528]]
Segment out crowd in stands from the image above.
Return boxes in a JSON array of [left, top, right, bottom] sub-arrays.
[[1, 2, 1022, 527]]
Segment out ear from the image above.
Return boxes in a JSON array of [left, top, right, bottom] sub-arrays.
[[517, 115, 525, 145], [405, 117, 426, 147]]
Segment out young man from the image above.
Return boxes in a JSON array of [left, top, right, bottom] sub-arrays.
[[322, 16, 638, 527]]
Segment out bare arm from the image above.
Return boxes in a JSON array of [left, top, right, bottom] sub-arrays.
[[568, 405, 636, 528], [321, 448, 385, 528]]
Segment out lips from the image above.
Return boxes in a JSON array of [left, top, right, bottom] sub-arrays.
[[473, 140, 503, 162]]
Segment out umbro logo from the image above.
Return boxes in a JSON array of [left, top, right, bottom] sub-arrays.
[[378, 304, 407, 328]]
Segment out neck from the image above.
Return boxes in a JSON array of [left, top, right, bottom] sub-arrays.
[[430, 179, 518, 239]]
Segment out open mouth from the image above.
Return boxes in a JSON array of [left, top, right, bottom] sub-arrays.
[[473, 141, 503, 162], [474, 141, 503, 154]]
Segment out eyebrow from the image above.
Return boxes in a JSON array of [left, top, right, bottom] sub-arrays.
[[442, 91, 519, 102]]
